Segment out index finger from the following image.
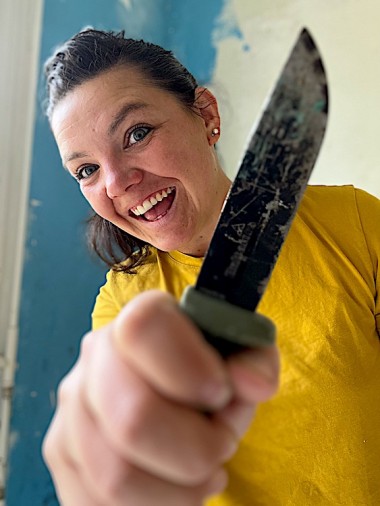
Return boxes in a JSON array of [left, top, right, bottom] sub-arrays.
[[111, 290, 233, 411]]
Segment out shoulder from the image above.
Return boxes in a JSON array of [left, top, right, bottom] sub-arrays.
[[299, 184, 379, 226], [92, 247, 202, 329], [103, 248, 161, 301], [92, 248, 161, 330], [295, 184, 380, 269], [303, 184, 359, 206]]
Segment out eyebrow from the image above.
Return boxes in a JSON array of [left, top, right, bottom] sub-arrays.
[[62, 101, 148, 168], [63, 151, 88, 170], [107, 102, 148, 136]]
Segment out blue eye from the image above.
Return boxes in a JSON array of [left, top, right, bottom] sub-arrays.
[[76, 164, 99, 181], [128, 126, 152, 146]]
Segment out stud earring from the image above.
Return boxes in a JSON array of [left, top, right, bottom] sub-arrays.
[[211, 127, 219, 136]]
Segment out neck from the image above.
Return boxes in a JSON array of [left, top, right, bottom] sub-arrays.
[[180, 174, 232, 257]]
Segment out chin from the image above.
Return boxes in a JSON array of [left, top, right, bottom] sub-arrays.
[[150, 236, 190, 253], [153, 241, 183, 252]]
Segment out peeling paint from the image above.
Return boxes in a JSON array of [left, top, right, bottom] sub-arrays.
[[30, 199, 42, 207], [8, 431, 19, 452], [212, 0, 243, 45]]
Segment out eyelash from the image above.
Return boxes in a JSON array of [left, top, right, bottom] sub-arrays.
[[74, 124, 153, 182], [75, 164, 99, 181], [125, 124, 152, 148]]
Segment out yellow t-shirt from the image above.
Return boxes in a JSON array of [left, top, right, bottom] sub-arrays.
[[92, 185, 380, 505]]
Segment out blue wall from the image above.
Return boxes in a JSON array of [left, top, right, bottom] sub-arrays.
[[6, 0, 242, 503]]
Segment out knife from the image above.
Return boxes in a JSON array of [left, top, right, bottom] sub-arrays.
[[180, 28, 328, 357]]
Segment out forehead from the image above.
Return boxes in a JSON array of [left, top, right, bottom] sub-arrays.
[[51, 65, 174, 135]]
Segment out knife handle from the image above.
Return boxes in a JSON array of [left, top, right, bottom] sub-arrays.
[[179, 286, 276, 358]]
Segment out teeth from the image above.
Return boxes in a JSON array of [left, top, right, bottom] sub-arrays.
[[143, 201, 153, 211], [131, 187, 174, 216]]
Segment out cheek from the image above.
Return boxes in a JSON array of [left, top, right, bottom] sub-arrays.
[[81, 186, 110, 216], [153, 129, 205, 176]]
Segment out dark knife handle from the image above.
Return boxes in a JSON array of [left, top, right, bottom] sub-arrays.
[[179, 286, 276, 358]]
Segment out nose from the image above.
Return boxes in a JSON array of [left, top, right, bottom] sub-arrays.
[[104, 165, 143, 199]]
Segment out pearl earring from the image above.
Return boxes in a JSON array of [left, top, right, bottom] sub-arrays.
[[211, 127, 219, 136]]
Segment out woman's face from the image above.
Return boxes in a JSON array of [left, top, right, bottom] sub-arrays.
[[51, 66, 230, 256]]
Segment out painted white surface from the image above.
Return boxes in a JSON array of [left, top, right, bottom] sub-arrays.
[[213, 0, 380, 197], [0, 0, 43, 497]]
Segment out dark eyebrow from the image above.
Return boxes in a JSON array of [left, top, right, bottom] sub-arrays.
[[108, 102, 147, 137], [62, 151, 88, 170], [62, 102, 148, 169]]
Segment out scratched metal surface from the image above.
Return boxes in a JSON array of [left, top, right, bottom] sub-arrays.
[[196, 28, 328, 311]]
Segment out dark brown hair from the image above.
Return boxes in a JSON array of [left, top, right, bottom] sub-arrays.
[[44, 28, 199, 272]]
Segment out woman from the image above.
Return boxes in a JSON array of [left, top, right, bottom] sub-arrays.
[[43, 29, 380, 505]]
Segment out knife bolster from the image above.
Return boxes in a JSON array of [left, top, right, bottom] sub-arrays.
[[180, 285, 276, 357]]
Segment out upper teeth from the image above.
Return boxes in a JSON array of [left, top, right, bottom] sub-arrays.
[[132, 187, 174, 216]]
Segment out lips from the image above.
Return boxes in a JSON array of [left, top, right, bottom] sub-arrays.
[[129, 187, 176, 222]]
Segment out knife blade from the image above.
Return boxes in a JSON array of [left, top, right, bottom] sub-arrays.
[[180, 28, 328, 356]]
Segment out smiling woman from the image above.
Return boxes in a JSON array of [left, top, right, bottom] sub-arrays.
[[41, 28, 380, 506], [50, 65, 229, 257], [45, 29, 230, 267]]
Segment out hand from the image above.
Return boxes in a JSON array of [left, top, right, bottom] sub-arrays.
[[43, 290, 279, 505]]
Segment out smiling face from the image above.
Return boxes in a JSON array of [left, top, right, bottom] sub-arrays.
[[51, 65, 231, 256]]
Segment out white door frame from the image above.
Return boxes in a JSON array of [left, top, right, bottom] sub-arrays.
[[0, 0, 43, 498]]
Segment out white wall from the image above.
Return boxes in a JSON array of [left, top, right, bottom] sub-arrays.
[[214, 0, 380, 197]]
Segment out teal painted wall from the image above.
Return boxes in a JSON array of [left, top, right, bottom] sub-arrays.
[[6, 0, 243, 503]]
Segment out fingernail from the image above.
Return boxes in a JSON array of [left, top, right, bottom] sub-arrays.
[[222, 436, 239, 462], [201, 380, 232, 409], [237, 351, 278, 383]]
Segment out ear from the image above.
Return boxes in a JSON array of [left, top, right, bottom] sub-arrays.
[[194, 87, 221, 146]]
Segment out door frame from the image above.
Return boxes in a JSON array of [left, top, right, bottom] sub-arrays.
[[0, 0, 43, 498]]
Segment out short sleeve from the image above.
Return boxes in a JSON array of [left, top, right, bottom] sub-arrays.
[[91, 270, 124, 330], [354, 188, 380, 335]]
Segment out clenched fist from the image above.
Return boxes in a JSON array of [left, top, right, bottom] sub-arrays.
[[43, 291, 279, 505]]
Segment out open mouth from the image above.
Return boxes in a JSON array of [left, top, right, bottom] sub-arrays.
[[129, 186, 176, 222]]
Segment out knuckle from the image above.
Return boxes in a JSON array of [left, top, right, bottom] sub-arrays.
[[79, 331, 95, 359], [116, 291, 174, 344], [42, 422, 64, 470], [96, 461, 132, 501], [112, 385, 153, 448], [42, 431, 55, 466], [56, 368, 77, 405]]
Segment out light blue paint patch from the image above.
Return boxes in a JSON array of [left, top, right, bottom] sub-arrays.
[[167, 0, 244, 85], [116, 0, 168, 45], [212, 0, 244, 45], [117, 0, 244, 85], [116, 0, 225, 84], [164, 0, 224, 84], [243, 43, 251, 52]]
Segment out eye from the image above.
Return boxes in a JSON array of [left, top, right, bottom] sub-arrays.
[[127, 125, 152, 147], [75, 164, 99, 181]]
